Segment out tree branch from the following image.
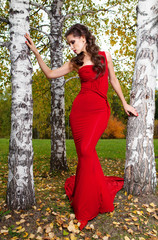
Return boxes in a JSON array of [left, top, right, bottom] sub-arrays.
[[30, 1, 51, 17], [29, 8, 42, 18], [65, 76, 79, 83], [30, 26, 53, 42], [0, 41, 10, 48], [125, 23, 137, 32], [36, 24, 50, 28], [138, 15, 158, 30], [0, 16, 9, 24], [63, 5, 117, 20]]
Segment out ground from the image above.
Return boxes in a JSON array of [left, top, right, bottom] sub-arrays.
[[0, 155, 157, 240]]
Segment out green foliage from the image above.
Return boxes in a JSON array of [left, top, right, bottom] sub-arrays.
[[155, 90, 158, 119], [0, 0, 10, 92], [32, 68, 51, 139], [0, 86, 11, 138], [154, 120, 158, 139]]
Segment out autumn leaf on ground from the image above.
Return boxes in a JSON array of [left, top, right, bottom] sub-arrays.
[[67, 220, 79, 234]]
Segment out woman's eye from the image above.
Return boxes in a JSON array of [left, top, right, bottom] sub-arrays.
[[71, 41, 75, 45]]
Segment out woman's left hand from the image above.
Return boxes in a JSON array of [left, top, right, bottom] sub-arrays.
[[123, 103, 138, 117]]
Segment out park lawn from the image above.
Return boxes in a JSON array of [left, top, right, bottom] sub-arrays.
[[0, 138, 158, 239]]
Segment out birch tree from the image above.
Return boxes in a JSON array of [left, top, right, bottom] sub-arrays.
[[49, 0, 67, 171], [7, 0, 35, 209], [124, 0, 157, 195]]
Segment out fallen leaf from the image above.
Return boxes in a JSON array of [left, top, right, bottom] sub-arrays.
[[52, 211, 58, 216], [20, 214, 27, 218], [67, 220, 79, 234], [103, 237, 109, 240], [127, 222, 134, 226], [123, 225, 128, 230], [48, 232, 55, 238], [70, 233, 77, 240], [37, 226, 43, 234], [5, 215, 12, 219], [137, 211, 143, 216], [17, 227, 25, 233], [20, 219, 25, 224], [63, 230, 69, 236], [50, 222, 54, 229], [125, 218, 131, 222], [70, 213, 75, 220], [152, 213, 158, 220], [23, 232, 28, 238], [16, 226, 23, 230], [46, 207, 51, 211], [153, 229, 157, 234], [128, 194, 133, 200], [128, 228, 134, 234], [89, 224, 95, 230], [113, 221, 120, 226], [28, 233, 35, 239], [147, 208, 155, 213], [142, 204, 149, 208], [0, 229, 8, 234], [132, 217, 138, 222], [124, 236, 130, 240], [149, 202, 156, 208], [106, 234, 111, 238], [36, 236, 43, 240], [92, 234, 98, 239]]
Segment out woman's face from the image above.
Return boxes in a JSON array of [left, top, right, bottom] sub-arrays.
[[66, 34, 87, 54]]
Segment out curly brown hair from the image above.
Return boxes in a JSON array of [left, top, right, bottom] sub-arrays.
[[65, 23, 106, 78]]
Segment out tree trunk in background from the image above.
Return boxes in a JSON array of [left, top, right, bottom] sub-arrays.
[[124, 0, 157, 195], [49, 0, 68, 171], [7, 0, 35, 209]]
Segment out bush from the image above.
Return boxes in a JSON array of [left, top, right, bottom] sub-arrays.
[[101, 115, 125, 139]]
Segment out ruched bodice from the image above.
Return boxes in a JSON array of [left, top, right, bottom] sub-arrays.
[[78, 51, 109, 100]]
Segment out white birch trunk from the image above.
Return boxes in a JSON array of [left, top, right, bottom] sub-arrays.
[[7, 0, 35, 209], [124, 0, 157, 195], [49, 0, 68, 171]]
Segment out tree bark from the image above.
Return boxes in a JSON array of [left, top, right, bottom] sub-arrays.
[[7, 0, 35, 209], [124, 0, 157, 195], [49, 0, 68, 171]]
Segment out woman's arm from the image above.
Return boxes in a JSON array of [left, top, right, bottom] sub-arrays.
[[106, 51, 138, 117], [24, 33, 73, 79]]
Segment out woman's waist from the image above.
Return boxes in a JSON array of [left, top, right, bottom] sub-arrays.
[[80, 86, 108, 101]]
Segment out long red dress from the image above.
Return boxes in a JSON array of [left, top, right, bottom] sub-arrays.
[[65, 51, 124, 229]]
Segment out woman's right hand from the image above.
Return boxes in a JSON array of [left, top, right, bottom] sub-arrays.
[[24, 33, 38, 55]]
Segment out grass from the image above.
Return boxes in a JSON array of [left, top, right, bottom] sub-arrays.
[[1, 138, 157, 161], [0, 138, 158, 240]]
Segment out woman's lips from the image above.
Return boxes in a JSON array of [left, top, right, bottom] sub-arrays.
[[74, 50, 77, 53]]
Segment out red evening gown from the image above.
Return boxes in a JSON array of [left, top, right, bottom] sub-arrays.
[[65, 51, 124, 230]]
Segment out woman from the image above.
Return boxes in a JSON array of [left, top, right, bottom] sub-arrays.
[[25, 23, 138, 230]]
